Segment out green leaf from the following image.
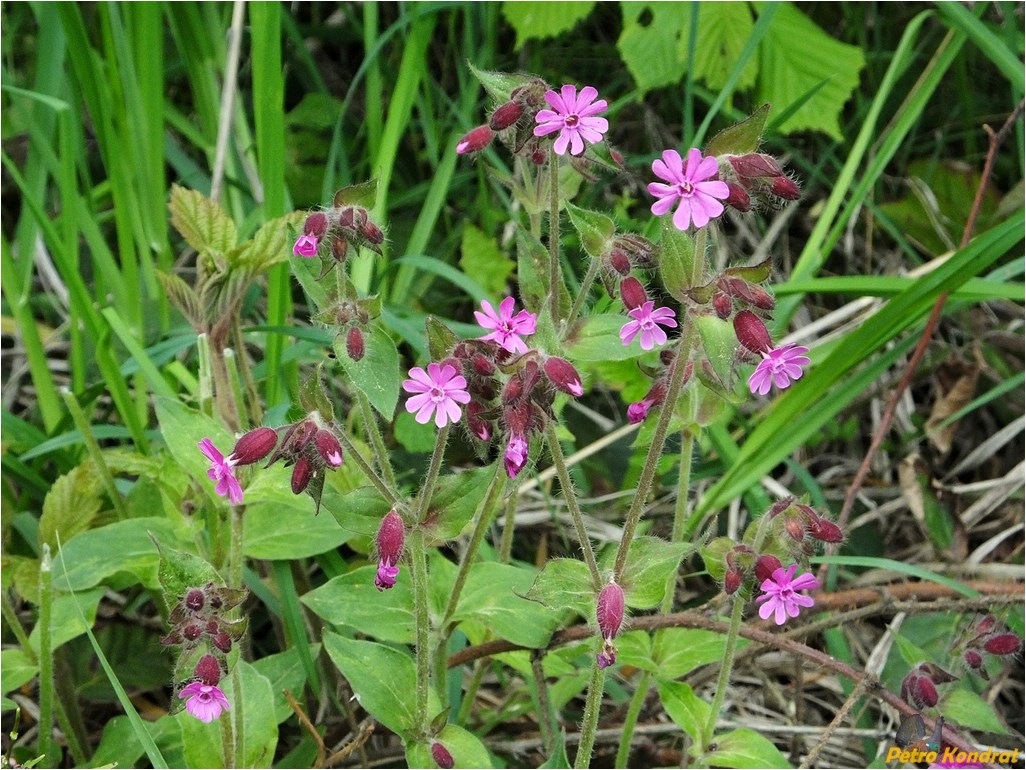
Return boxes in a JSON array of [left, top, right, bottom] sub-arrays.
[[422, 467, 492, 542], [332, 179, 378, 209], [302, 566, 415, 644], [325, 486, 394, 543], [659, 680, 710, 744], [406, 723, 494, 768], [940, 689, 1009, 735], [452, 562, 562, 648], [704, 727, 792, 768], [618, 4, 689, 92], [460, 224, 515, 297], [298, 363, 334, 422], [467, 62, 538, 103], [705, 105, 772, 158], [154, 541, 220, 612], [516, 225, 550, 315], [565, 202, 615, 259], [335, 321, 400, 418], [154, 397, 235, 501], [501, 1, 596, 49], [425, 315, 461, 362], [539, 730, 571, 768], [251, 644, 322, 724], [324, 633, 440, 736], [615, 536, 689, 609], [0, 649, 38, 694], [157, 270, 204, 327], [682, 4, 759, 93], [232, 211, 305, 271], [91, 715, 183, 770], [38, 463, 103, 551], [755, 4, 864, 140], [694, 314, 738, 387], [659, 217, 698, 301], [28, 587, 104, 654], [653, 628, 733, 679], [393, 411, 438, 453], [523, 558, 594, 618], [567, 314, 642, 363], [168, 184, 237, 255], [52, 517, 179, 591]]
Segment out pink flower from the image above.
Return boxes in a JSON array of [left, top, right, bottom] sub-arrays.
[[475, 297, 537, 354], [402, 363, 471, 428], [179, 682, 230, 723], [748, 344, 810, 396], [648, 148, 730, 231], [755, 564, 819, 625], [198, 439, 243, 505], [619, 302, 678, 351], [505, 434, 528, 479], [533, 85, 608, 157], [293, 234, 319, 257], [374, 510, 405, 591]]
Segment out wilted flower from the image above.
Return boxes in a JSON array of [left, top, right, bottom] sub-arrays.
[[475, 297, 537, 354], [198, 439, 243, 505], [648, 148, 730, 231], [748, 344, 811, 396], [533, 84, 608, 156], [755, 564, 819, 625], [620, 302, 678, 351], [403, 363, 472, 428], [179, 682, 230, 723]]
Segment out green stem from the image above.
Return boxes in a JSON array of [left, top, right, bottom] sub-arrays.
[[231, 666, 245, 768], [197, 332, 214, 418], [220, 702, 237, 769], [547, 145, 562, 323], [544, 423, 601, 589], [661, 430, 696, 615], [231, 316, 262, 426], [357, 390, 397, 490], [573, 662, 606, 769], [61, 389, 129, 520], [2, 586, 35, 653], [38, 545, 57, 768], [415, 425, 450, 523], [336, 429, 405, 512], [455, 660, 487, 725], [223, 347, 247, 429], [531, 653, 556, 757], [227, 504, 245, 766], [410, 530, 431, 734], [53, 650, 90, 766], [563, 255, 601, 336], [498, 492, 517, 564], [702, 597, 745, 750], [615, 670, 651, 768]]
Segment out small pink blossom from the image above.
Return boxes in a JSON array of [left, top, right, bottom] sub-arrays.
[[374, 510, 405, 591], [198, 439, 243, 505], [755, 564, 819, 625], [403, 363, 471, 428], [648, 148, 730, 231], [748, 344, 810, 396], [475, 297, 537, 354], [293, 234, 319, 257], [533, 84, 608, 157], [179, 682, 230, 723], [505, 434, 528, 479], [620, 302, 678, 351]]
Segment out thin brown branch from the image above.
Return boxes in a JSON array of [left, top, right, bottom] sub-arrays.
[[284, 688, 326, 768]]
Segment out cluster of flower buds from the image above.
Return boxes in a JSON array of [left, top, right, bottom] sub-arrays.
[[161, 582, 248, 655], [719, 153, 801, 213], [457, 78, 550, 161], [900, 662, 957, 710], [293, 204, 386, 261], [595, 581, 625, 669], [626, 350, 693, 425], [262, 413, 345, 496], [955, 615, 1023, 680], [374, 509, 405, 591], [766, 497, 845, 554]]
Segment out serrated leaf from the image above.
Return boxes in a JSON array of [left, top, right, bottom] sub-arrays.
[[168, 185, 237, 255], [335, 322, 400, 418], [754, 4, 864, 140], [157, 271, 205, 328], [333, 180, 378, 209], [659, 680, 711, 744], [501, 2, 596, 49], [704, 727, 791, 768], [614, 536, 689, 608], [39, 464, 103, 551], [681, 4, 759, 93], [461, 224, 515, 297], [618, 4, 688, 92], [425, 316, 461, 362], [659, 217, 698, 301], [523, 558, 595, 617], [232, 212, 305, 271], [565, 201, 615, 259], [705, 104, 772, 158]]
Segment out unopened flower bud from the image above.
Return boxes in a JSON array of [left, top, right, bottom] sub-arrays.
[[346, 326, 365, 361], [291, 456, 313, 494], [964, 649, 987, 678], [466, 401, 491, 441], [183, 624, 202, 642], [901, 671, 938, 709], [431, 742, 455, 769], [471, 354, 495, 377], [315, 429, 344, 467], [543, 357, 584, 397], [768, 498, 794, 518], [597, 582, 625, 642], [609, 148, 625, 169], [375, 510, 405, 591], [230, 427, 279, 466], [983, 633, 1022, 657], [502, 376, 523, 406], [194, 654, 222, 686], [160, 630, 183, 646], [185, 588, 206, 612], [974, 615, 998, 635], [619, 276, 648, 311], [808, 516, 844, 543], [724, 182, 752, 212], [755, 554, 782, 584], [607, 249, 632, 275], [304, 212, 328, 238], [770, 176, 802, 201], [361, 221, 384, 245], [530, 148, 546, 165], [733, 310, 772, 354], [456, 125, 494, 155], [212, 632, 232, 653], [331, 235, 349, 262], [713, 291, 733, 319], [338, 206, 364, 231], [489, 101, 523, 131], [728, 153, 783, 180], [724, 567, 743, 595], [748, 286, 776, 310]]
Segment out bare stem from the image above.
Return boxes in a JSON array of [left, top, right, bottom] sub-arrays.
[[544, 423, 601, 588], [573, 662, 606, 769], [547, 145, 562, 322]]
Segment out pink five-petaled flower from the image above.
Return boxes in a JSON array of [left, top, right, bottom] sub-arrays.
[[755, 564, 820, 625], [648, 148, 730, 231], [619, 301, 678, 351], [198, 439, 243, 505], [747, 344, 811, 396], [179, 682, 230, 723], [533, 84, 608, 157], [475, 297, 537, 354], [403, 363, 471, 428], [293, 234, 319, 258]]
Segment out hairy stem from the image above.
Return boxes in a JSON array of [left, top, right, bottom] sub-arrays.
[[37, 546, 57, 768], [547, 145, 562, 322], [499, 492, 518, 564], [544, 423, 601, 588], [662, 429, 695, 614], [410, 530, 431, 733], [336, 428, 405, 512], [357, 390, 397, 489], [573, 663, 606, 769], [701, 597, 745, 749], [531, 652, 556, 758], [563, 255, 601, 336]]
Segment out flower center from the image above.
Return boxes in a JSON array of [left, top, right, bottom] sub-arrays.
[[564, 113, 580, 128], [677, 180, 695, 197], [430, 386, 445, 402], [639, 317, 656, 331]]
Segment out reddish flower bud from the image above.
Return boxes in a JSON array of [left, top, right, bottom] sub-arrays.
[[456, 125, 494, 155], [597, 582, 625, 642], [471, 354, 495, 377], [728, 153, 783, 180], [346, 327, 365, 361], [544, 357, 584, 397], [983, 633, 1022, 657], [917, 662, 957, 684], [502, 376, 523, 406], [194, 654, 222, 686], [724, 182, 752, 212], [768, 498, 794, 518], [902, 671, 939, 709], [733, 310, 772, 354], [205, 619, 220, 635], [770, 176, 802, 201], [331, 235, 349, 262], [212, 632, 233, 653], [748, 286, 776, 310], [974, 615, 998, 635], [724, 567, 743, 595], [607, 249, 632, 275], [160, 630, 183, 646], [304, 212, 328, 237], [963, 649, 987, 679], [489, 101, 523, 131], [808, 516, 844, 544], [782, 512, 806, 543], [712, 291, 733, 319], [531, 148, 546, 165], [185, 588, 206, 612], [315, 429, 344, 468], [619, 276, 648, 311], [230, 427, 279, 466], [361, 221, 384, 245], [466, 401, 491, 441], [291, 456, 313, 494], [431, 742, 455, 769], [376, 510, 405, 567], [183, 624, 202, 642], [755, 554, 782, 584]]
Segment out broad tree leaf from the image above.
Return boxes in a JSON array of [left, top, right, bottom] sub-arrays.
[[39, 463, 103, 551], [704, 727, 791, 769], [501, 2, 596, 49], [303, 566, 415, 644], [683, 4, 759, 92], [618, 4, 689, 92], [335, 322, 400, 418], [168, 185, 236, 255], [460, 224, 514, 297]]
